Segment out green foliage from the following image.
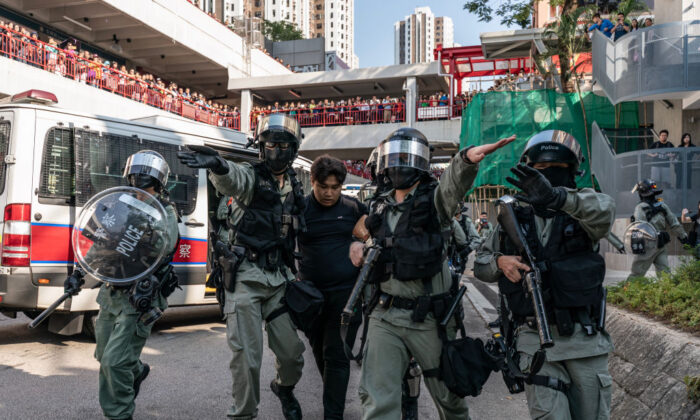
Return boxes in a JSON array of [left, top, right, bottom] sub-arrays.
[[615, 0, 650, 17], [684, 375, 700, 403], [463, 0, 534, 29], [261, 20, 303, 42], [608, 260, 700, 332]]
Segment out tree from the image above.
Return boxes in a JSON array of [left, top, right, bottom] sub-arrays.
[[261, 20, 303, 42]]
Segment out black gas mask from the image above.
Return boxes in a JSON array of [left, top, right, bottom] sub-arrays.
[[536, 166, 576, 188], [385, 167, 422, 190], [128, 174, 160, 191], [264, 142, 295, 175]]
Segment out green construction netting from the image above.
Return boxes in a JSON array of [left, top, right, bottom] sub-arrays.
[[460, 89, 639, 191]]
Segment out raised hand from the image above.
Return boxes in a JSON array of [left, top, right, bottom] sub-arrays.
[[465, 134, 516, 163], [177, 145, 229, 175], [506, 164, 567, 210]]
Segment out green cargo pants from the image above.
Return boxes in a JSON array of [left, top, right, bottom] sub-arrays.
[[224, 273, 305, 419], [358, 317, 469, 420], [629, 246, 670, 279], [519, 353, 612, 420], [94, 285, 166, 420]]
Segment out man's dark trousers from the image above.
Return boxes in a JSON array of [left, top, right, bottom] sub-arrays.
[[308, 287, 361, 420]]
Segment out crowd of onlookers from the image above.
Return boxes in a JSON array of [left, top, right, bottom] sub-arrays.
[[587, 12, 654, 41], [251, 96, 408, 127], [0, 19, 240, 128], [249, 91, 476, 128]]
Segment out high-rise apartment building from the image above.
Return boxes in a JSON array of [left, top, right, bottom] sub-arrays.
[[310, 0, 357, 68], [217, 0, 356, 68], [394, 7, 453, 65]]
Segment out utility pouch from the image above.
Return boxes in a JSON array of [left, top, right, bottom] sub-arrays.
[[657, 231, 671, 248], [554, 308, 574, 336], [411, 295, 432, 323]]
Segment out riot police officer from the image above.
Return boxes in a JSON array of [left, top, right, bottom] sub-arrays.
[[351, 128, 514, 419], [65, 150, 180, 420], [474, 130, 614, 420], [454, 204, 482, 267], [476, 211, 493, 239], [178, 114, 306, 420], [628, 179, 688, 278]]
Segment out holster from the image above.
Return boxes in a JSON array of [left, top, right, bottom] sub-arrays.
[[159, 265, 180, 298], [411, 295, 432, 323], [220, 246, 245, 293]]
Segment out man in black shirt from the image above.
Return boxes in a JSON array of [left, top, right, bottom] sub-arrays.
[[649, 129, 676, 188], [298, 155, 367, 420]]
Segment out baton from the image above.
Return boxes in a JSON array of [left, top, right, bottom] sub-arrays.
[[28, 292, 72, 329]]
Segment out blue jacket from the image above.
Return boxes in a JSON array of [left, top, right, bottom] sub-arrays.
[[589, 19, 614, 37]]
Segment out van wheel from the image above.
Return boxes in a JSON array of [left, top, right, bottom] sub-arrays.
[[82, 311, 98, 339]]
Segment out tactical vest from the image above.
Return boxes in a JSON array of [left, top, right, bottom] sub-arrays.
[[498, 205, 605, 319], [365, 179, 447, 283], [232, 162, 303, 270]]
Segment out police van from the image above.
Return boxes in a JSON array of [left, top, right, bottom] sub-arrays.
[[0, 90, 310, 336]]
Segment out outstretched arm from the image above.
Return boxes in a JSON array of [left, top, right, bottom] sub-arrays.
[[435, 135, 516, 224]]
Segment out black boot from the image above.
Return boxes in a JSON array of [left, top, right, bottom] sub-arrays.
[[270, 380, 302, 420], [133, 363, 150, 399]]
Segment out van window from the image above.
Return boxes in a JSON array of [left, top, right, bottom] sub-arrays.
[[39, 127, 198, 215], [74, 130, 198, 215], [39, 127, 75, 204], [0, 121, 11, 194]]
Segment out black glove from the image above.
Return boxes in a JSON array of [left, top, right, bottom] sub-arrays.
[[64, 270, 85, 296], [177, 145, 229, 175], [677, 235, 690, 246], [616, 245, 626, 254], [657, 231, 671, 248], [506, 164, 567, 210]]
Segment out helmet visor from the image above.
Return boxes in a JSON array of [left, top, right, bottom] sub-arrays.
[[376, 138, 430, 173], [255, 114, 301, 144], [123, 151, 169, 187]]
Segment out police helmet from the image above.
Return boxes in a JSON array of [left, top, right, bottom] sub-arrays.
[[255, 114, 302, 152], [632, 179, 663, 199], [376, 128, 431, 175], [520, 130, 583, 172], [123, 150, 170, 189]]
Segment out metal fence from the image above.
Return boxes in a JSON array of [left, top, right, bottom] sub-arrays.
[[592, 20, 700, 104], [592, 122, 700, 217]]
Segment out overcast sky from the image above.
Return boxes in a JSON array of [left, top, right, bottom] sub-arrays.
[[354, 0, 511, 68]]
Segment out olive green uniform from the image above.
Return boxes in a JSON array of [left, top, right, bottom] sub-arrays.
[[358, 153, 477, 420], [94, 201, 179, 420], [217, 195, 233, 243], [459, 215, 483, 251], [209, 161, 305, 419], [477, 220, 494, 239], [474, 189, 615, 420], [629, 201, 687, 278]]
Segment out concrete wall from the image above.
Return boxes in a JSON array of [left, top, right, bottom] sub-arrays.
[[299, 118, 461, 160], [654, 0, 683, 24], [271, 38, 326, 72], [102, 0, 290, 79], [654, 99, 684, 141], [607, 307, 700, 419], [0, 57, 178, 120], [653, 99, 700, 144]]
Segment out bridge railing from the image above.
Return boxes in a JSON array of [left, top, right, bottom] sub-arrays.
[[591, 122, 700, 218], [592, 20, 700, 104], [0, 26, 240, 129]]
